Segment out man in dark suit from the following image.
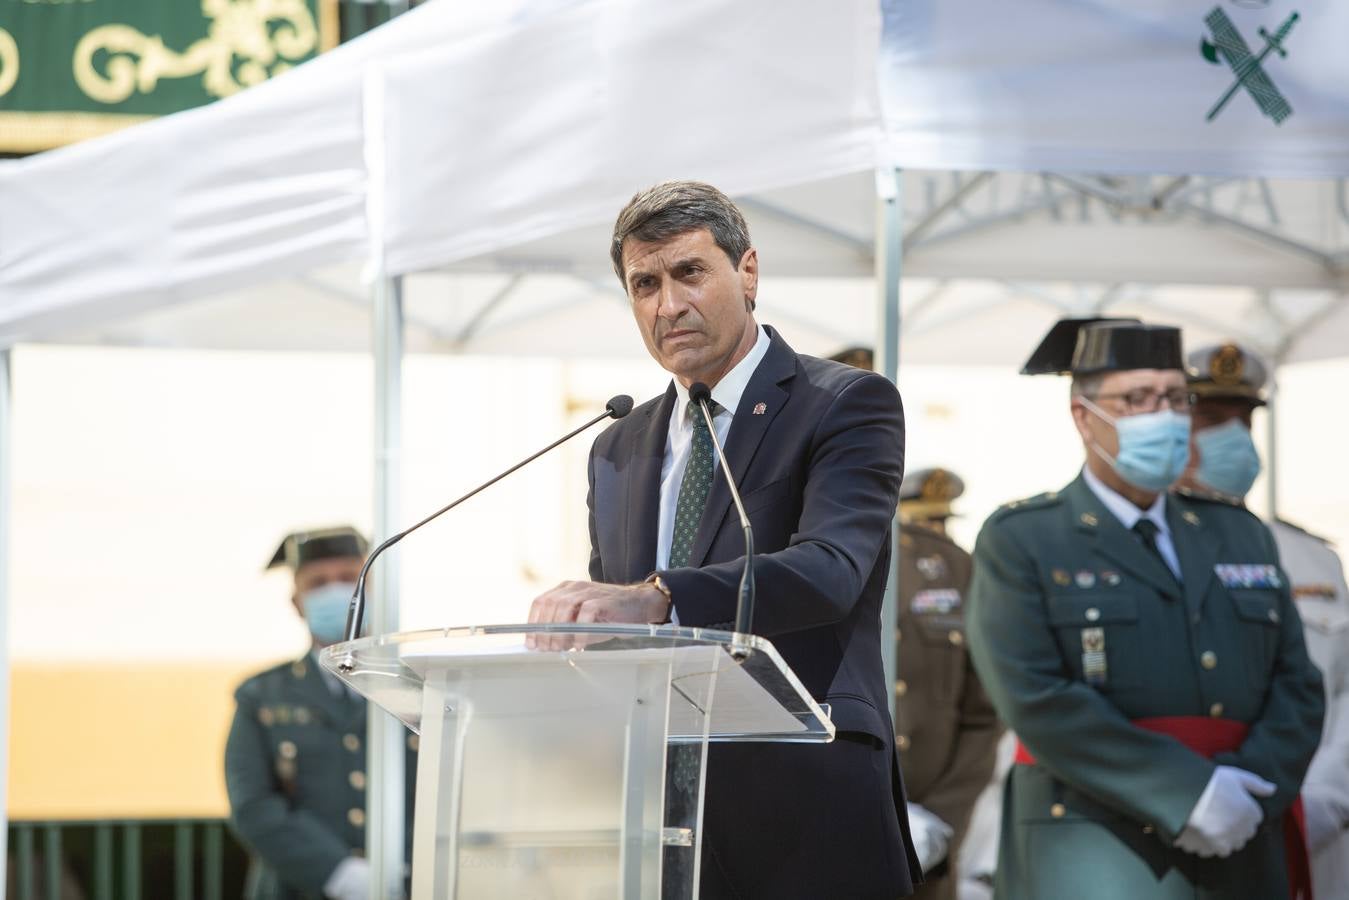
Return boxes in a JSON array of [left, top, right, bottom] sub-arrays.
[[528, 181, 919, 898]]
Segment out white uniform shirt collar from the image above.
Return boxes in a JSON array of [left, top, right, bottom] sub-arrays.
[[671, 325, 770, 419], [1082, 464, 1171, 540]]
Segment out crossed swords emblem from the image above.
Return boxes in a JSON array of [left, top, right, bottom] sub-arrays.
[[1200, 7, 1299, 124]]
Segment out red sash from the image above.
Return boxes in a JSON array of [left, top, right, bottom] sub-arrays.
[[1014, 717, 1311, 900]]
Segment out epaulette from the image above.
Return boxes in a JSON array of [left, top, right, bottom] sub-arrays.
[[234, 657, 305, 701], [1274, 517, 1334, 546], [899, 519, 960, 550], [989, 490, 1062, 520], [1173, 484, 1242, 508]]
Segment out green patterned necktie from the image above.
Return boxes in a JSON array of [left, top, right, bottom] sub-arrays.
[[669, 399, 720, 568]]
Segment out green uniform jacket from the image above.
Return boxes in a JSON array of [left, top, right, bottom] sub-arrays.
[[224, 653, 417, 900], [967, 474, 1324, 900], [896, 523, 1003, 900]]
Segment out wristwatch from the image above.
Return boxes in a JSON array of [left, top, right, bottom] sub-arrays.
[[644, 573, 673, 623]]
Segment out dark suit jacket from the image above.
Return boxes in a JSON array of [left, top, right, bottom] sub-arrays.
[[587, 326, 920, 898]]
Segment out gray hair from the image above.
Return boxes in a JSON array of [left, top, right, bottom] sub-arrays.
[[610, 181, 753, 298], [1071, 372, 1106, 400]]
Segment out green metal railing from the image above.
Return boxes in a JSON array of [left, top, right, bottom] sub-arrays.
[[6, 819, 248, 900]]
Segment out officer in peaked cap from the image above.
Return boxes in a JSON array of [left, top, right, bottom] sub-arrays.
[[1177, 342, 1349, 898], [965, 320, 1323, 900], [829, 346, 1003, 898], [896, 468, 1002, 900], [225, 527, 417, 900]]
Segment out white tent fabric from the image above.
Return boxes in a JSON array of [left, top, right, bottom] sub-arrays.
[[374, 0, 881, 275], [0, 0, 882, 347], [880, 0, 1349, 177]]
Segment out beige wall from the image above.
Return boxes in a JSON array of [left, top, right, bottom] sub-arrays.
[[8, 663, 259, 819]]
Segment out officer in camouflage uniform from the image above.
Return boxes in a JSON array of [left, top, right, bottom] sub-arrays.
[[966, 319, 1323, 900], [828, 348, 1003, 898], [1178, 341, 1349, 898], [225, 527, 416, 900], [896, 468, 1003, 900]]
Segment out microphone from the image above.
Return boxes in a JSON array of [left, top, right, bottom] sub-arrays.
[[688, 382, 755, 653], [338, 394, 635, 670]]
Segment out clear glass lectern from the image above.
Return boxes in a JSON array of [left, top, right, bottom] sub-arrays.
[[321, 623, 833, 900]]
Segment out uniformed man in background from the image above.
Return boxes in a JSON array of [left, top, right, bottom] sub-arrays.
[[896, 467, 1003, 899], [225, 527, 416, 900], [965, 319, 1323, 899], [828, 347, 1003, 898], [1177, 342, 1349, 897]]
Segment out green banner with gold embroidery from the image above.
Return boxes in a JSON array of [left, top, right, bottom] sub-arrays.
[[0, 0, 337, 153]]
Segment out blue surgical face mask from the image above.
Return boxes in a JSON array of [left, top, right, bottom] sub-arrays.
[[301, 581, 357, 646], [1081, 397, 1191, 492], [1195, 419, 1262, 499]]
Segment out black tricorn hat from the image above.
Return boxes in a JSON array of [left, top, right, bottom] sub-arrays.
[[1021, 317, 1139, 375], [1022, 317, 1183, 376], [267, 526, 369, 572]]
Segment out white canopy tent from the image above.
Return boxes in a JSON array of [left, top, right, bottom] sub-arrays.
[[3, 0, 1349, 892]]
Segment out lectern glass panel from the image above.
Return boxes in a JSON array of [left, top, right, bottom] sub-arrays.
[[322, 624, 832, 899]]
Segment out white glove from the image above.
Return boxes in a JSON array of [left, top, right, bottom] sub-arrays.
[[323, 856, 370, 900], [1174, 766, 1276, 858], [907, 802, 954, 873]]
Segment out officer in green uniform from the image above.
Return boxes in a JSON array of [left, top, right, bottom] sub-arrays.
[[225, 527, 417, 900], [896, 468, 1003, 900], [966, 319, 1324, 900], [1178, 341, 1349, 898]]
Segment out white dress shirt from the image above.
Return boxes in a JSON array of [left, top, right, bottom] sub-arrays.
[[1082, 465, 1182, 580], [656, 325, 771, 571]]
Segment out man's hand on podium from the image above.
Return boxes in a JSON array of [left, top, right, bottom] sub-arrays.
[[526, 580, 672, 650]]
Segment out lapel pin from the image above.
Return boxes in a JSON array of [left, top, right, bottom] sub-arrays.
[[1052, 568, 1072, 586], [752, 402, 767, 415]]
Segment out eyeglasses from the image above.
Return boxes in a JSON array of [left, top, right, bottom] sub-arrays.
[[1092, 389, 1195, 414]]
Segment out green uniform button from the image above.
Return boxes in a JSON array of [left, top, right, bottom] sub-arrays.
[[278, 740, 297, 760], [343, 733, 360, 752], [896, 735, 911, 751], [350, 770, 366, 790], [1201, 651, 1217, 670], [1050, 804, 1066, 818], [1210, 702, 1225, 718], [895, 680, 909, 697], [348, 808, 365, 828], [1085, 607, 1101, 622], [948, 630, 964, 647]]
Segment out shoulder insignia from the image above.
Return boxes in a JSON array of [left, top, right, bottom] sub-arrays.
[[1274, 517, 1333, 545], [1182, 510, 1201, 526], [991, 491, 1061, 520]]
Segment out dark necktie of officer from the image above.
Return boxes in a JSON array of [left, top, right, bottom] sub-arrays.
[[1133, 519, 1180, 582], [669, 400, 719, 567]]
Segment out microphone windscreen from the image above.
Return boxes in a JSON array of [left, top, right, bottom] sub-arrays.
[[689, 382, 712, 404], [606, 394, 635, 419]]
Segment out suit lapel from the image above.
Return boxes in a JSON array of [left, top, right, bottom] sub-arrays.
[[1065, 476, 1182, 602], [1167, 496, 1220, 621], [624, 384, 676, 582], [689, 330, 796, 568]]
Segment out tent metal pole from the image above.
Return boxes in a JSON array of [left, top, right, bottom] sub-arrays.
[[1266, 362, 1279, 519], [875, 168, 903, 719], [367, 273, 406, 898], [0, 348, 11, 900]]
